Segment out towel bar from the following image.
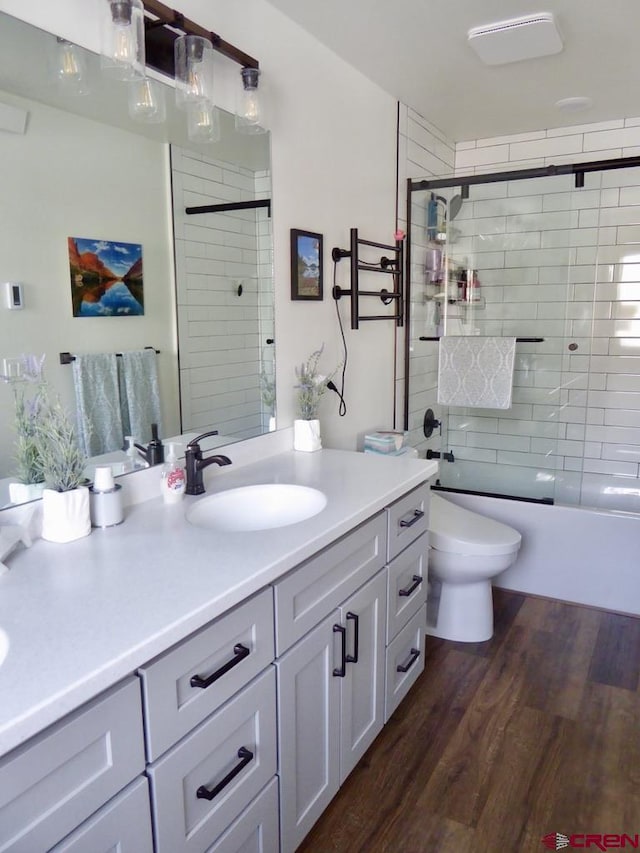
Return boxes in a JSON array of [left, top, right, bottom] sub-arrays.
[[59, 347, 160, 365]]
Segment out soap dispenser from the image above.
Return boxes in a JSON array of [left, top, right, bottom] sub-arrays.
[[124, 436, 145, 471], [161, 443, 186, 504]]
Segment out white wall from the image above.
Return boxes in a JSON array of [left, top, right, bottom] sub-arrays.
[[2, 0, 401, 450], [0, 90, 179, 478]]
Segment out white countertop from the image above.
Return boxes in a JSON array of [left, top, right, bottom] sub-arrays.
[[0, 448, 436, 757]]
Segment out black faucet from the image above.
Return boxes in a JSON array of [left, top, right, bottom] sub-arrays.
[[185, 430, 232, 495], [134, 423, 164, 466]]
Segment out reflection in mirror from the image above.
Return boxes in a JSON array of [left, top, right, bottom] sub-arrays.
[[0, 11, 274, 508]]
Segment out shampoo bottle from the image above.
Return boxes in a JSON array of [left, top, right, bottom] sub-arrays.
[[161, 443, 186, 504]]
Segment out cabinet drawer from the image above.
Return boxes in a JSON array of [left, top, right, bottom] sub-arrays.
[[140, 588, 274, 761], [274, 513, 386, 654], [51, 777, 153, 853], [385, 605, 426, 722], [0, 677, 145, 853], [387, 533, 428, 643], [386, 483, 430, 562], [205, 777, 279, 853], [148, 666, 277, 853]]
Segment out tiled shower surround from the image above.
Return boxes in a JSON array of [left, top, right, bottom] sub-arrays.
[[405, 116, 640, 511], [172, 148, 273, 439]]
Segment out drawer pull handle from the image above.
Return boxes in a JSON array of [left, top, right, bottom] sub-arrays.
[[196, 746, 254, 801], [399, 509, 424, 529], [399, 575, 423, 598], [190, 643, 250, 689], [397, 647, 420, 673], [333, 624, 347, 677], [346, 611, 359, 664]]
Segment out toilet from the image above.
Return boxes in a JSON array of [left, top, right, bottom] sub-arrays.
[[426, 492, 522, 642]]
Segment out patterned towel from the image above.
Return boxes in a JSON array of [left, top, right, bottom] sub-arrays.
[[118, 349, 162, 444], [437, 336, 516, 409], [72, 353, 123, 456]]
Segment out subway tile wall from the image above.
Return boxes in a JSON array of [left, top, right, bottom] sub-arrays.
[[403, 113, 640, 510], [396, 105, 455, 432], [172, 148, 273, 440]]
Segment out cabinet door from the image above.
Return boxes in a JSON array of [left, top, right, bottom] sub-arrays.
[[276, 612, 341, 853], [339, 569, 387, 784]]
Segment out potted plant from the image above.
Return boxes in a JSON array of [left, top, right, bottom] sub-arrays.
[[35, 394, 90, 543], [293, 346, 340, 452], [1, 354, 47, 505]]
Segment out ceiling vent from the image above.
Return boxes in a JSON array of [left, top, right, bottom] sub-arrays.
[[468, 13, 563, 66]]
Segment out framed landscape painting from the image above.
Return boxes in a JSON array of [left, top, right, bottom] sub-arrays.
[[68, 236, 144, 317], [290, 229, 323, 300]]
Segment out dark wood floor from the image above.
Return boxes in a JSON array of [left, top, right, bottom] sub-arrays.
[[298, 589, 640, 853]]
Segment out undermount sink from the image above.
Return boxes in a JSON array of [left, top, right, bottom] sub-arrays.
[[186, 484, 328, 532]]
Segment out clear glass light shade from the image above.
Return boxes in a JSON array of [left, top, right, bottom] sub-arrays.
[[55, 38, 89, 95], [128, 77, 166, 123], [174, 35, 214, 110], [100, 0, 145, 81], [235, 67, 266, 134], [187, 102, 220, 143]]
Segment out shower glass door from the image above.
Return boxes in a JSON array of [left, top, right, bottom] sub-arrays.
[[408, 173, 584, 503]]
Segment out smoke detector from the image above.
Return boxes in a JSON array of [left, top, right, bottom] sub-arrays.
[[468, 13, 563, 66]]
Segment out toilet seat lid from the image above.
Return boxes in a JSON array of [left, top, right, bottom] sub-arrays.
[[429, 492, 522, 556]]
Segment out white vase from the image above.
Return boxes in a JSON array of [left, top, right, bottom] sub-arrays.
[[8, 481, 45, 505], [41, 486, 91, 544], [294, 418, 322, 452]]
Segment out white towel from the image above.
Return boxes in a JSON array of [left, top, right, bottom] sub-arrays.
[[118, 349, 162, 444], [437, 336, 516, 409], [72, 353, 124, 456]]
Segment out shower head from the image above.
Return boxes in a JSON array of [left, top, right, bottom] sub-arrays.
[[449, 194, 464, 221]]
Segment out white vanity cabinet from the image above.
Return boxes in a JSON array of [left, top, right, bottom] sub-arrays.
[[384, 484, 431, 721], [0, 677, 150, 853], [274, 515, 388, 853]]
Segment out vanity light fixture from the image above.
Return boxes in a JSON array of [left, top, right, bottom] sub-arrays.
[[174, 34, 214, 111], [128, 75, 166, 123], [186, 101, 220, 143], [235, 67, 266, 135], [55, 37, 89, 95], [100, 0, 146, 80]]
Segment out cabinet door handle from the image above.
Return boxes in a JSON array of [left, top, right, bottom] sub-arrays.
[[396, 647, 420, 673], [399, 575, 423, 597], [196, 746, 254, 801], [345, 611, 359, 664], [333, 624, 347, 677], [190, 643, 250, 689], [399, 509, 424, 529]]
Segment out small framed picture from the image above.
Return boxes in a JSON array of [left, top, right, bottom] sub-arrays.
[[290, 228, 323, 300]]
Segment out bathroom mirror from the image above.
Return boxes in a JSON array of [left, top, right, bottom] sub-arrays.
[[0, 10, 274, 505]]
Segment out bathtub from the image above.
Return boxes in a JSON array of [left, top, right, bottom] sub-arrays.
[[437, 489, 640, 617]]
